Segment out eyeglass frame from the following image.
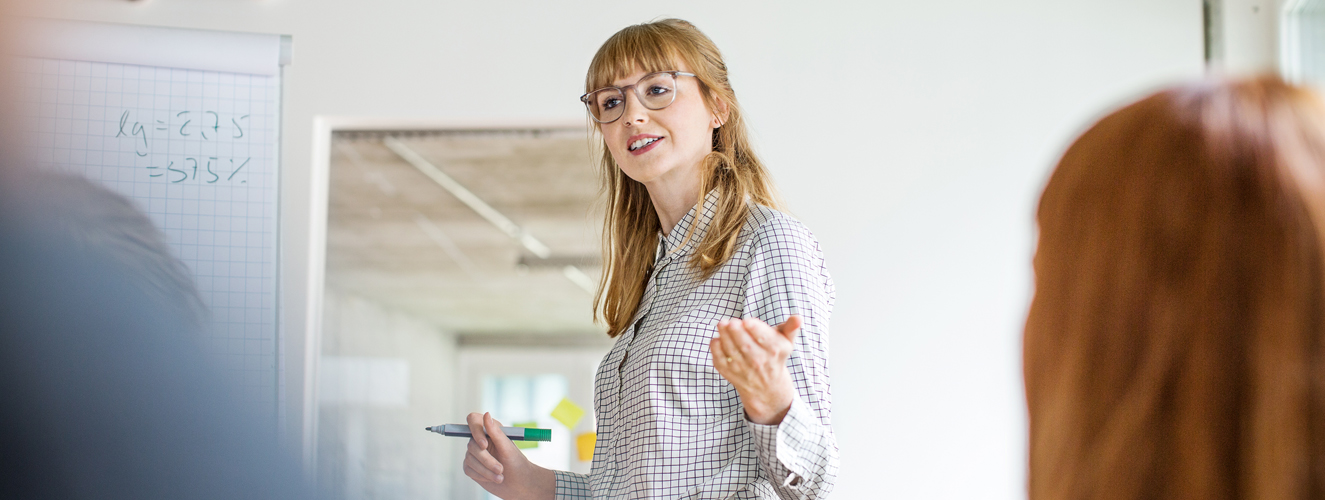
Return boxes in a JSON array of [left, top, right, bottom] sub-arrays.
[[579, 71, 698, 124]]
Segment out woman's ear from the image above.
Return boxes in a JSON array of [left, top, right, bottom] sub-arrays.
[[710, 97, 730, 129]]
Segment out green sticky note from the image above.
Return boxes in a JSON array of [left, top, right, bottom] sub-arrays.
[[513, 421, 539, 449], [550, 397, 586, 429]]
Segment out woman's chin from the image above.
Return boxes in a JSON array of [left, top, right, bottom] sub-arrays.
[[617, 166, 663, 186]]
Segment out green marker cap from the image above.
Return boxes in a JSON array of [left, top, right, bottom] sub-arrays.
[[522, 427, 552, 442]]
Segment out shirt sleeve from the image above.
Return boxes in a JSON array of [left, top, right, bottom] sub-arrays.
[[741, 215, 839, 500], [746, 396, 839, 500], [553, 470, 591, 500]]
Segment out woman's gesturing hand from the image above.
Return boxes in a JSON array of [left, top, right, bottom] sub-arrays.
[[710, 315, 802, 425], [462, 411, 556, 500]]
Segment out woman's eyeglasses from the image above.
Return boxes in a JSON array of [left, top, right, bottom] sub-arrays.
[[580, 71, 697, 124]]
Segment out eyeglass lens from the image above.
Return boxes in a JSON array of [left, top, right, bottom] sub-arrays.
[[587, 72, 679, 123]]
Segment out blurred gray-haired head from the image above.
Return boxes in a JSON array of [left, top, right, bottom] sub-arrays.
[[0, 171, 208, 327]]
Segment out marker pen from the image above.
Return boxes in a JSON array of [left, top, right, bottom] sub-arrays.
[[425, 424, 552, 442]]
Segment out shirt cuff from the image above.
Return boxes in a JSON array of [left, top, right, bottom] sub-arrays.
[[553, 470, 591, 500], [746, 396, 815, 488]]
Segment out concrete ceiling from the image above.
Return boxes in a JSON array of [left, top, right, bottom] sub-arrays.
[[326, 130, 607, 336]]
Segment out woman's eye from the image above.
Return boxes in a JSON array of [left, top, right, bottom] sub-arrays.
[[600, 97, 622, 110], [648, 86, 672, 95]]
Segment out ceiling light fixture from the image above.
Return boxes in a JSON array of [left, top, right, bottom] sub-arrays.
[[384, 136, 595, 295]]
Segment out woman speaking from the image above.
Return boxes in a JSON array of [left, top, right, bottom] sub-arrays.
[[461, 19, 839, 499]]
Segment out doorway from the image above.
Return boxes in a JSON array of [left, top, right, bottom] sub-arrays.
[[315, 126, 609, 499]]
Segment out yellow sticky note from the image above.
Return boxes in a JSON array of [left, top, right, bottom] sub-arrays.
[[550, 397, 586, 429], [576, 432, 596, 461], [513, 421, 539, 449]]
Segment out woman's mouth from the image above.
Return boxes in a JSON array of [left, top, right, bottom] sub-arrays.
[[628, 136, 663, 155]]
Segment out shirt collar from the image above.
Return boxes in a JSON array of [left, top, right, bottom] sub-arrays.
[[659, 189, 721, 259]]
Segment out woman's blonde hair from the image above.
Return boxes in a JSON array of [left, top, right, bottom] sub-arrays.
[[1025, 76, 1325, 499], [587, 19, 779, 337]]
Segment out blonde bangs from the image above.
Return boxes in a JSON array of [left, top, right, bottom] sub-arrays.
[[586, 25, 691, 93]]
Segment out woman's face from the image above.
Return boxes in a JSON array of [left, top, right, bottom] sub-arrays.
[[598, 62, 725, 188]]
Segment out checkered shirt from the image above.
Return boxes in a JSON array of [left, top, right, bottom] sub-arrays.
[[554, 191, 839, 499]]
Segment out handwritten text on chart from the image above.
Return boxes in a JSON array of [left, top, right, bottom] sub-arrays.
[[113, 110, 254, 184], [147, 156, 251, 184]]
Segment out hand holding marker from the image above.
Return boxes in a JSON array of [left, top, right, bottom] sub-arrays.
[[449, 401, 591, 493], [426, 423, 551, 442]]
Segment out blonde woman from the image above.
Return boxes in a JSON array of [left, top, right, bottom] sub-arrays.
[[461, 19, 839, 499]]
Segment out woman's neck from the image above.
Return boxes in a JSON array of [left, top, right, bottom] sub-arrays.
[[645, 168, 703, 237]]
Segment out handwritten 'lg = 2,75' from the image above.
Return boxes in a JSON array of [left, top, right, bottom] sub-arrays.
[[116, 109, 249, 145]]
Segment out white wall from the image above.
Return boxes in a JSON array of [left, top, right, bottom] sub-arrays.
[[17, 1, 1204, 498], [1217, 0, 1283, 73]]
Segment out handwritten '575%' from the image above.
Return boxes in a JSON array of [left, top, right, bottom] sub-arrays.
[[148, 156, 250, 184]]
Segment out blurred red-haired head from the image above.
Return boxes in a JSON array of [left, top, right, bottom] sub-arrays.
[[1026, 76, 1325, 499]]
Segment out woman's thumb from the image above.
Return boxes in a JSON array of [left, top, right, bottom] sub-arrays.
[[777, 315, 803, 341]]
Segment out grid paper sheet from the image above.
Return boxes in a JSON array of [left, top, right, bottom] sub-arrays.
[[12, 57, 281, 418]]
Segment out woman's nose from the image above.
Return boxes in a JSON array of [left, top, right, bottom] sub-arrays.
[[621, 91, 648, 126]]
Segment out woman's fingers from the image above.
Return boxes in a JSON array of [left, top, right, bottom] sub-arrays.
[[466, 437, 504, 475], [741, 316, 798, 359], [711, 337, 731, 372], [741, 317, 774, 347], [716, 319, 747, 366], [483, 412, 515, 455], [462, 459, 487, 483], [463, 453, 496, 483], [464, 454, 503, 484], [714, 317, 802, 377], [464, 411, 512, 482], [465, 412, 488, 449], [738, 317, 782, 356], [727, 318, 770, 363]]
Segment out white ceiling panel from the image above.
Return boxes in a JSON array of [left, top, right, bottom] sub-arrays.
[[326, 130, 606, 336]]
